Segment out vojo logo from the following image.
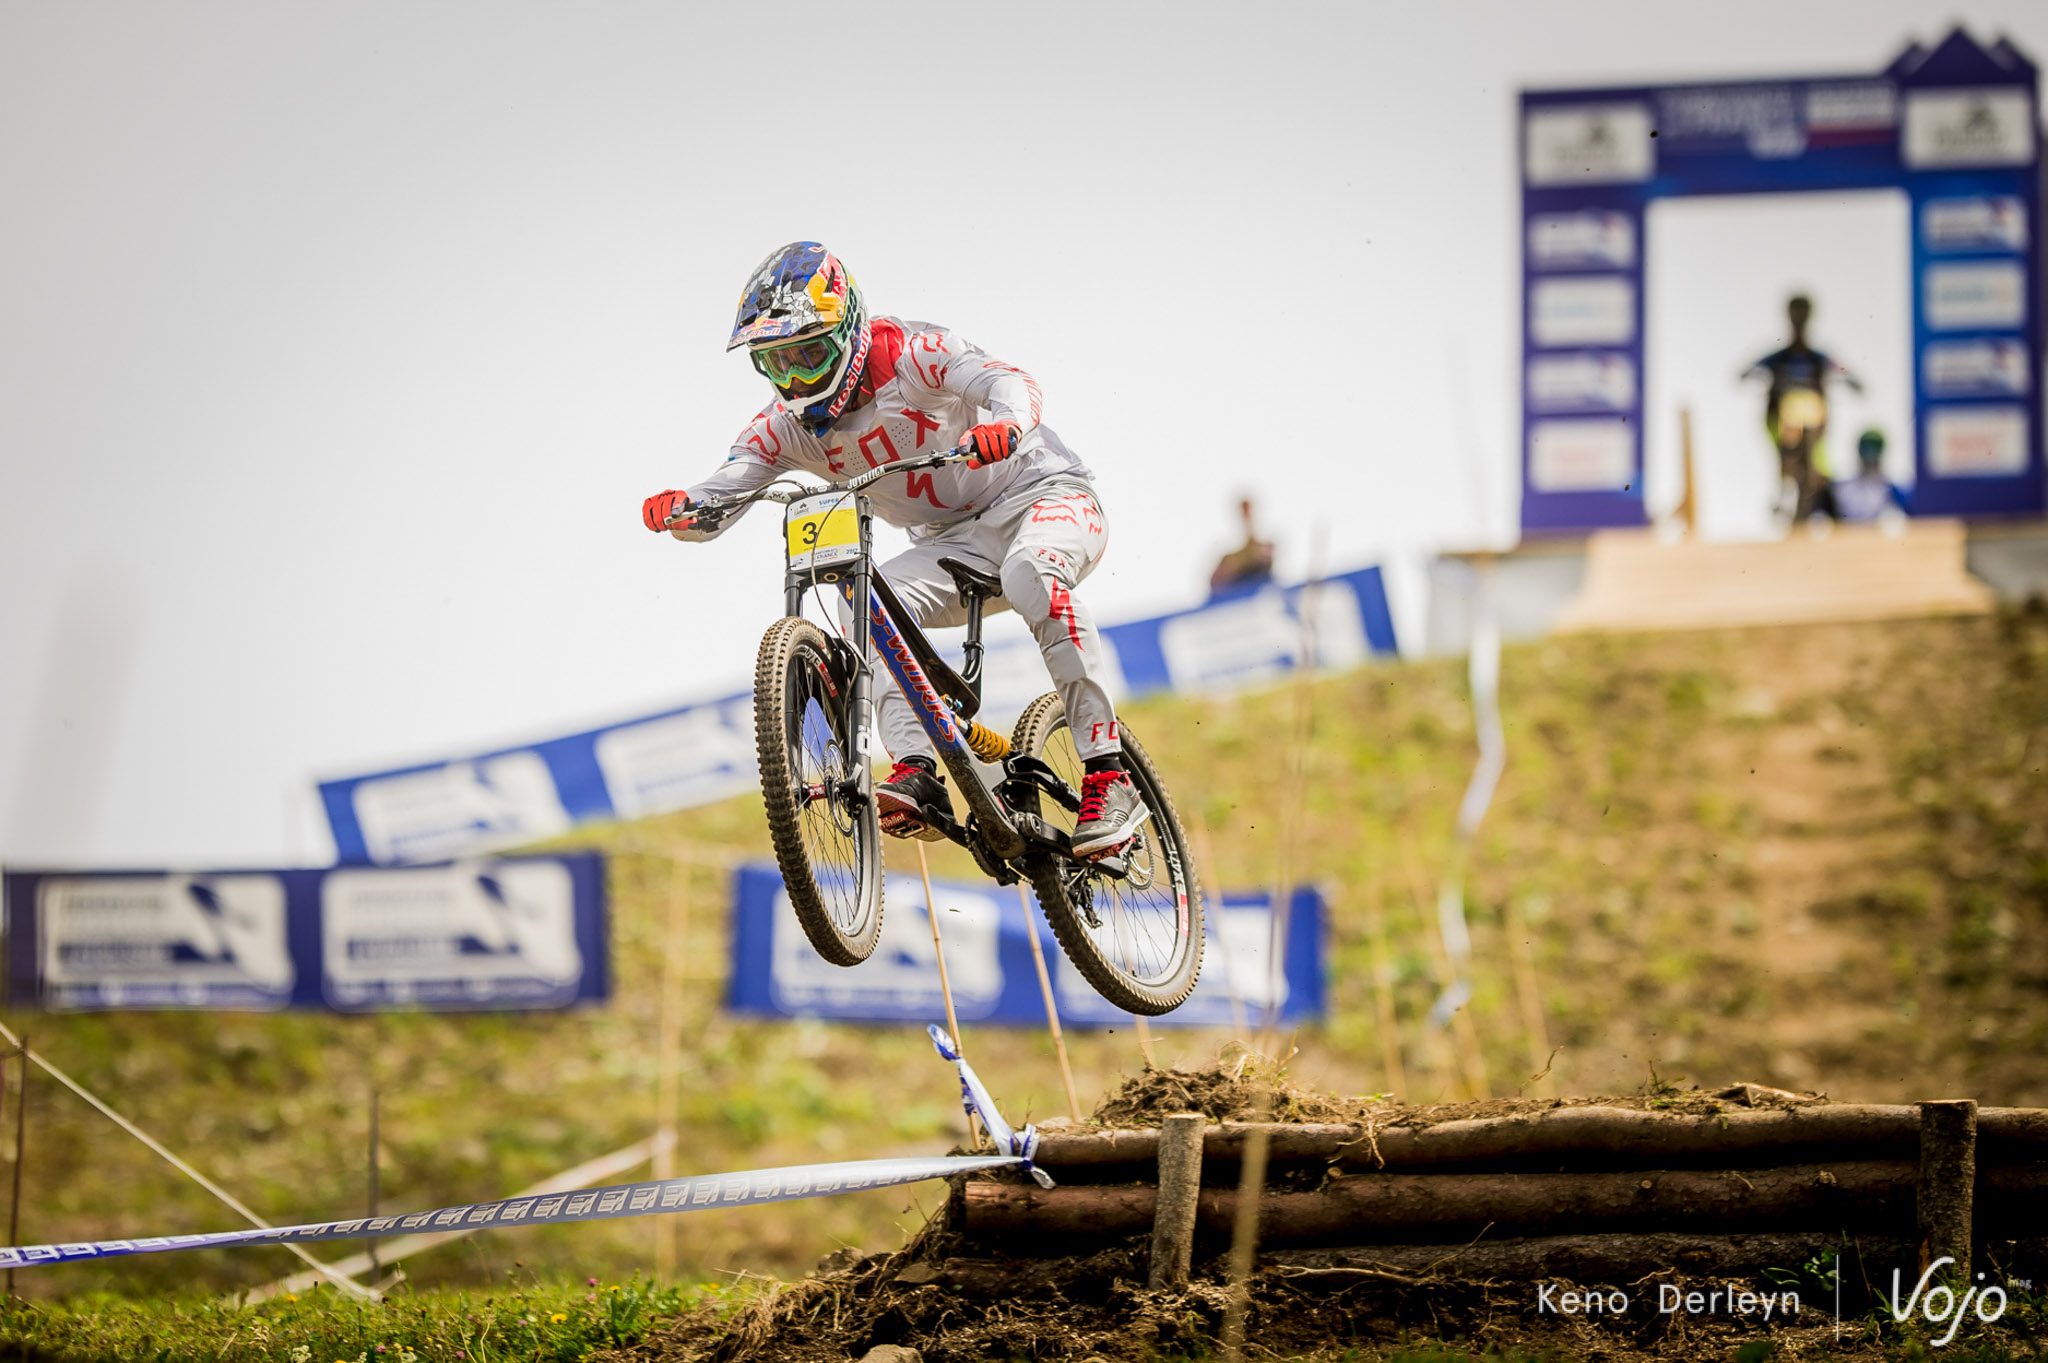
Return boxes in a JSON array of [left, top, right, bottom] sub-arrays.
[[1904, 88, 2034, 167]]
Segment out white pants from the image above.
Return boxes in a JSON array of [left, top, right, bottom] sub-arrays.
[[859, 475, 1121, 762]]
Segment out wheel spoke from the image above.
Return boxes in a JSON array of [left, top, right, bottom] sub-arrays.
[[1020, 701, 1197, 1002]]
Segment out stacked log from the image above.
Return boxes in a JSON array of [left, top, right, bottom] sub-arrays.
[[950, 1101, 2048, 1285]]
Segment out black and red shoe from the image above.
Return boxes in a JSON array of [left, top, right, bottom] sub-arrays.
[[1071, 769, 1152, 859], [875, 759, 949, 841]]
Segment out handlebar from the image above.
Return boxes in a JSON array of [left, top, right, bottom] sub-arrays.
[[666, 442, 975, 529]]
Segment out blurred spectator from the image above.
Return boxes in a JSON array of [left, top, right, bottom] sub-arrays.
[[1741, 294, 1863, 524], [1832, 428, 1909, 524], [1208, 496, 1277, 598]]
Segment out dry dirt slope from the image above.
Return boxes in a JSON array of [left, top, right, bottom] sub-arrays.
[[1, 610, 2044, 1301]]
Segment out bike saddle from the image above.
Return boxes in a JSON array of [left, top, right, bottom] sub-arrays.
[[937, 556, 1004, 603]]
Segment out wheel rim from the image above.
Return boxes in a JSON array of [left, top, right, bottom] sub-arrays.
[[1035, 722, 1191, 990], [789, 650, 870, 938]]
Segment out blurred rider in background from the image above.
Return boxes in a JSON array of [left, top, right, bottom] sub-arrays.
[[640, 242, 1148, 859], [1741, 294, 1863, 525], [1832, 429, 1909, 525]]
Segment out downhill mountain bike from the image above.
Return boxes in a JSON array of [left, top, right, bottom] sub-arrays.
[[671, 446, 1203, 1015]]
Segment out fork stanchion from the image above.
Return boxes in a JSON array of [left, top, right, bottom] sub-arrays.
[[915, 843, 977, 1146], [1016, 883, 1082, 1123]]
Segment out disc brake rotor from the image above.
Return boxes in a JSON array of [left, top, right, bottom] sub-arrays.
[[1123, 831, 1157, 890]]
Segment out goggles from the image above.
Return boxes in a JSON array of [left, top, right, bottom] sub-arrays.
[[751, 333, 843, 389]]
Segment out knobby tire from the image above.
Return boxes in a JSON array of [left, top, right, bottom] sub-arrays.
[[754, 616, 882, 966], [1011, 692, 1203, 1015]]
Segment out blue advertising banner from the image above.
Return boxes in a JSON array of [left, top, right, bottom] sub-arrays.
[[3, 855, 608, 1012], [724, 862, 1324, 1029], [319, 566, 1396, 866], [1520, 27, 2042, 533]]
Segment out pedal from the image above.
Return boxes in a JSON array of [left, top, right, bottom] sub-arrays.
[[879, 806, 948, 842], [1082, 846, 1133, 873]]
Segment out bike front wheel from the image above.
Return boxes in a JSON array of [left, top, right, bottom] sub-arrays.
[[754, 616, 883, 965], [1011, 693, 1203, 1015]]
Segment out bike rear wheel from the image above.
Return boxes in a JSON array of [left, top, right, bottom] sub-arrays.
[[1011, 692, 1203, 1015], [754, 616, 883, 965]]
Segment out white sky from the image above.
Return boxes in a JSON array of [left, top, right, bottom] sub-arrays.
[[3, 2, 2044, 866]]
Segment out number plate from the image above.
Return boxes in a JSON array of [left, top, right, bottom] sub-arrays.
[[785, 492, 861, 575]]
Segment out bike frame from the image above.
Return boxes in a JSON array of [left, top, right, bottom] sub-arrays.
[[691, 447, 1099, 878], [781, 495, 1030, 866]]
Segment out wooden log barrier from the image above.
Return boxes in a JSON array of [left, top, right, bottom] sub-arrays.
[[1031, 1106, 2048, 1175], [963, 1162, 2048, 1247]]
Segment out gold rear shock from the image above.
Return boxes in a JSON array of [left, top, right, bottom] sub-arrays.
[[964, 719, 1011, 763]]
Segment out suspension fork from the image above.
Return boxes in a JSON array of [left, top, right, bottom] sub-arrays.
[[844, 551, 876, 780], [785, 524, 875, 802]]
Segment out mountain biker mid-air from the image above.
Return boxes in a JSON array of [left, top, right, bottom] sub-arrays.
[[641, 242, 1147, 859]]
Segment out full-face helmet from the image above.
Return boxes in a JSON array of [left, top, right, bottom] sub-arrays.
[[728, 242, 869, 431]]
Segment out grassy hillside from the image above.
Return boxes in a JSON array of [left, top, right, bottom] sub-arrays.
[[2, 610, 2044, 1304]]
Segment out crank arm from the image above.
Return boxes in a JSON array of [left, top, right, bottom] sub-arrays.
[[998, 755, 1081, 815]]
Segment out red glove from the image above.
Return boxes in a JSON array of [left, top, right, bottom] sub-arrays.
[[642, 489, 691, 533], [964, 421, 1021, 468]]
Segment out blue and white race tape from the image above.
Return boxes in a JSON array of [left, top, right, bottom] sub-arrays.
[[0, 1027, 1048, 1270]]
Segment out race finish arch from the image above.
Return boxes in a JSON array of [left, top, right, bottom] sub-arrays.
[[1520, 27, 2042, 534]]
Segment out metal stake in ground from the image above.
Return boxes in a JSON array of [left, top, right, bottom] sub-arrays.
[[915, 844, 977, 1145], [1015, 883, 1081, 1123]]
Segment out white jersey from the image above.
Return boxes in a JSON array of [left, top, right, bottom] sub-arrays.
[[681, 316, 1090, 541]]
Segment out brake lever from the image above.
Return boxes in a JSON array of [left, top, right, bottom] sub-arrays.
[[669, 500, 728, 532]]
